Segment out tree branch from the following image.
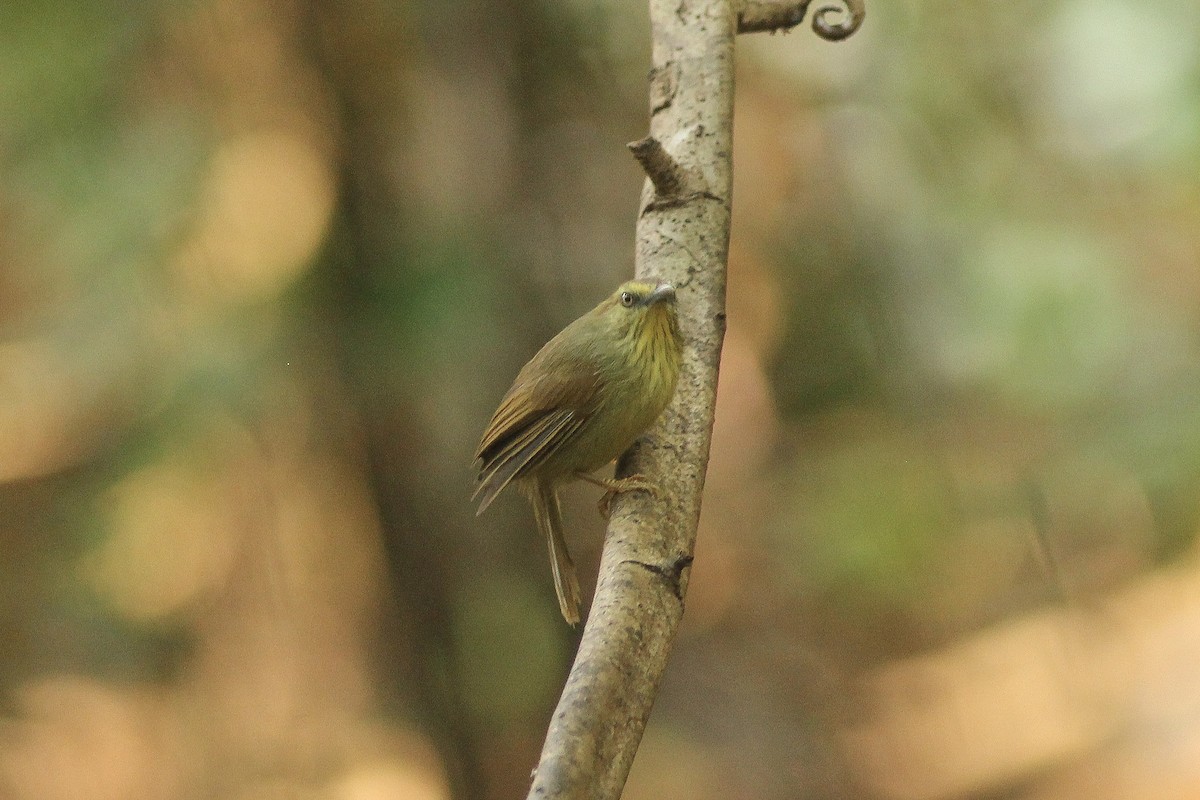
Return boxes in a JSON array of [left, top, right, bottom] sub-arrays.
[[737, 0, 865, 39], [525, 0, 733, 797], [737, 0, 813, 33], [526, 0, 864, 797]]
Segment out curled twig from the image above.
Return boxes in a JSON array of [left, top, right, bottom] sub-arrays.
[[812, 0, 865, 41]]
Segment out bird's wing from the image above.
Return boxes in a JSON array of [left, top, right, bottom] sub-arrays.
[[473, 365, 599, 514]]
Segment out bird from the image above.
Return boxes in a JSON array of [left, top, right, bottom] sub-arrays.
[[473, 279, 683, 624]]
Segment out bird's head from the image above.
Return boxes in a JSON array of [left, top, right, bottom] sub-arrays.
[[595, 279, 681, 364], [603, 279, 676, 324]]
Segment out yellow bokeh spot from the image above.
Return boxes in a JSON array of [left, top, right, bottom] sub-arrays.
[[83, 459, 239, 621], [331, 760, 450, 800], [176, 131, 335, 302]]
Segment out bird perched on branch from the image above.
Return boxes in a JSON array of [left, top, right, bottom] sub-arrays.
[[474, 279, 683, 625]]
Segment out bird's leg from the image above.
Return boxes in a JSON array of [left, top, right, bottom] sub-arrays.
[[575, 472, 660, 519]]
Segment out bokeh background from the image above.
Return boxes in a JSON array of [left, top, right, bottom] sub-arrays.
[[4, 0, 1200, 798]]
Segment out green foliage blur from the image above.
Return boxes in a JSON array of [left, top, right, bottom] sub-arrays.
[[3, 1, 1200, 798]]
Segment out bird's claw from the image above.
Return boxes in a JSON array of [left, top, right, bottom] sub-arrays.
[[596, 474, 659, 519]]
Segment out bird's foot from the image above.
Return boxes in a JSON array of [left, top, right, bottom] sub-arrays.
[[577, 473, 659, 519]]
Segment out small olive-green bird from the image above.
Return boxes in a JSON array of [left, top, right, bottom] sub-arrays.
[[474, 279, 683, 625]]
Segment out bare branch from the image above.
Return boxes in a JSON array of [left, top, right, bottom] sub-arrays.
[[526, 0, 865, 797], [736, 0, 865, 39], [525, 0, 734, 796], [737, 0, 813, 34]]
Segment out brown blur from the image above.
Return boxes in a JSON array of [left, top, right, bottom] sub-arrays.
[[3, 1, 1200, 798]]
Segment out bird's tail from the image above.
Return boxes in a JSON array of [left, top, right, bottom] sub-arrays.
[[529, 481, 582, 626]]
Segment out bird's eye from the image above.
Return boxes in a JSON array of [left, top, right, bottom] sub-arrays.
[[620, 292, 635, 307]]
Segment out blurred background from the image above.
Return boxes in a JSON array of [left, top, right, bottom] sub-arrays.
[[3, 0, 1200, 798]]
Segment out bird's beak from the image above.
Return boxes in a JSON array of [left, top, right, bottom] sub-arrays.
[[647, 283, 676, 305]]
